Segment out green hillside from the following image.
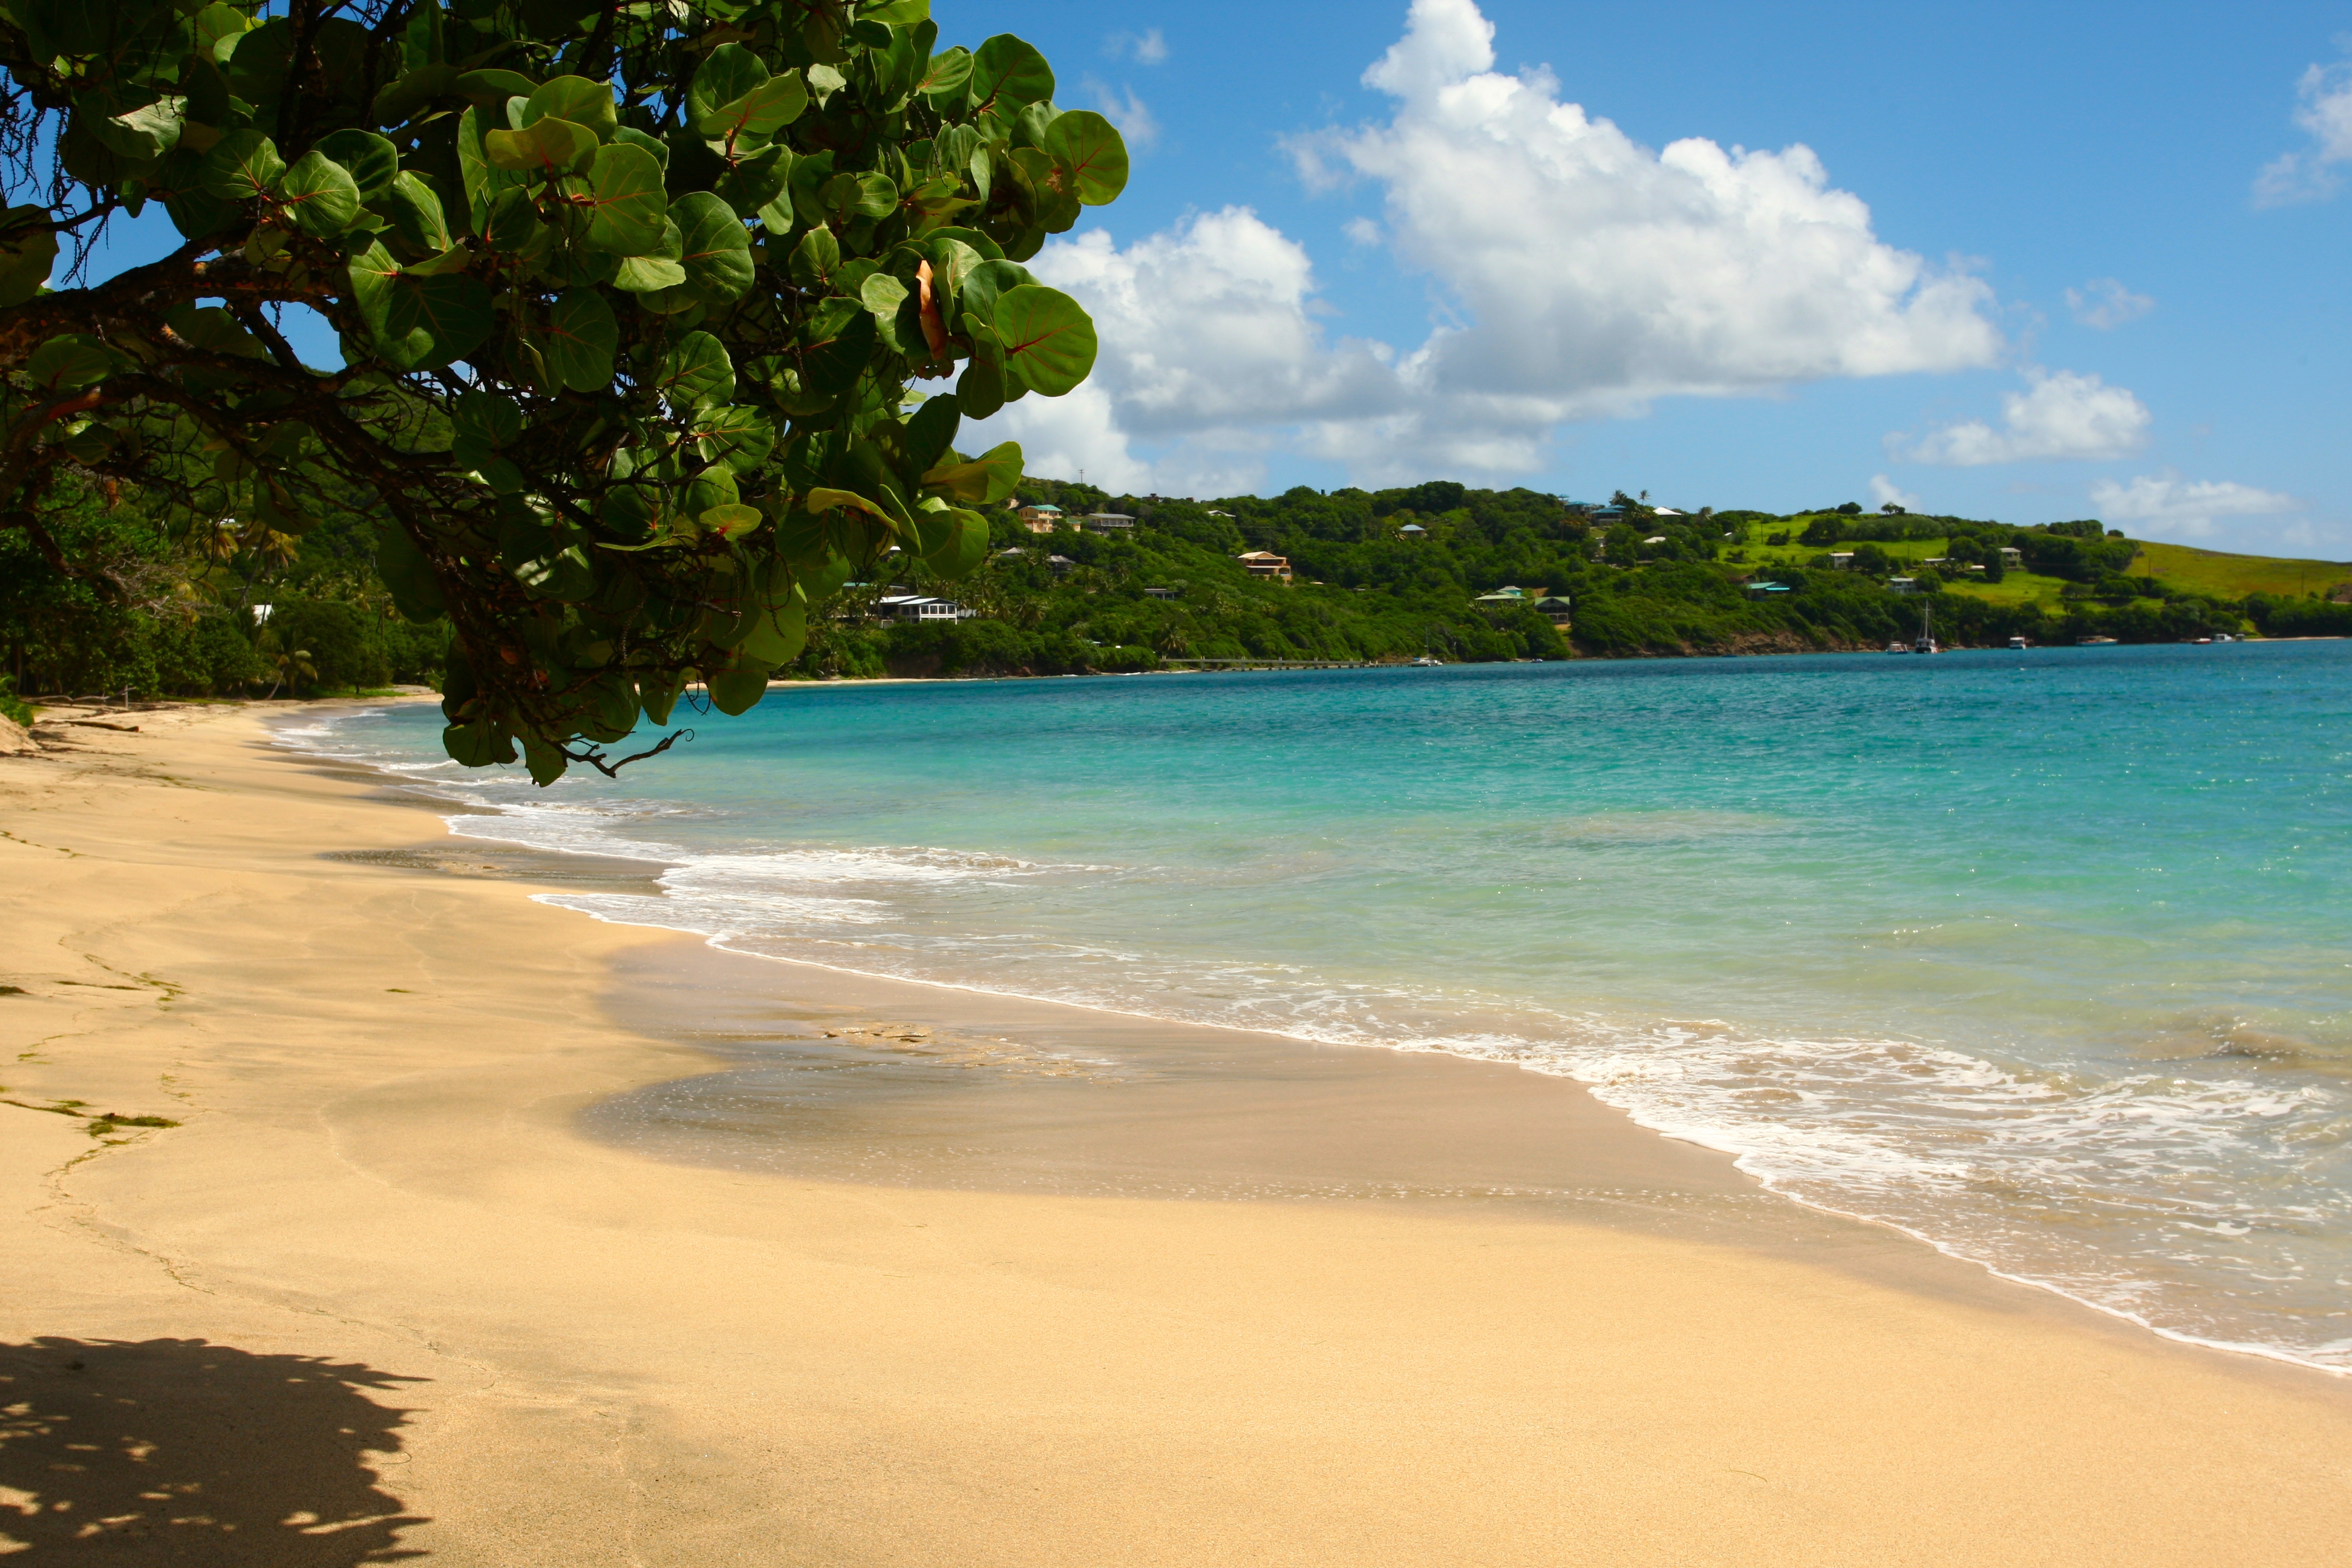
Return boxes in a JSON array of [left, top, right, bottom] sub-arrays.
[[8, 480, 2350, 700], [2125, 540, 2351, 601]]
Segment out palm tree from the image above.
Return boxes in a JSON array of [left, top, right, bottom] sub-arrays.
[[263, 644, 316, 700]]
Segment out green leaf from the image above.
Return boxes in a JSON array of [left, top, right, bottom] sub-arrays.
[[315, 128, 400, 201], [668, 192, 756, 302], [451, 389, 524, 467], [688, 45, 769, 129], [272, 152, 362, 237], [24, 334, 116, 393], [0, 207, 57, 309], [373, 62, 463, 127], [658, 332, 736, 409], [968, 35, 1054, 116], [920, 440, 1022, 505], [376, 521, 446, 622], [903, 394, 961, 475], [610, 125, 670, 167], [923, 509, 990, 580], [735, 598, 806, 665], [388, 273, 494, 368], [700, 74, 808, 144], [577, 142, 668, 255], [613, 255, 687, 292], [706, 660, 771, 716], [522, 76, 618, 140], [487, 116, 598, 176], [91, 94, 187, 162], [455, 70, 541, 104], [956, 312, 1007, 418], [789, 225, 839, 288], [993, 285, 1096, 397], [373, 171, 451, 252], [699, 503, 765, 541], [713, 145, 792, 217], [443, 721, 515, 767], [860, 271, 907, 316], [1042, 110, 1128, 205], [691, 406, 777, 473], [520, 733, 569, 786], [920, 47, 974, 105], [803, 487, 895, 523], [200, 131, 284, 201], [544, 289, 618, 390], [956, 256, 1039, 327], [851, 172, 900, 219]]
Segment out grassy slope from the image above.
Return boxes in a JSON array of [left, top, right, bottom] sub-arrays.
[[2125, 540, 2352, 599]]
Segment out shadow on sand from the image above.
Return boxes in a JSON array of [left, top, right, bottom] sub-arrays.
[[0, 1337, 427, 1563]]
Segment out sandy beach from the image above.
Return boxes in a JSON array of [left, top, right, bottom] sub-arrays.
[[2, 702, 2348, 1566]]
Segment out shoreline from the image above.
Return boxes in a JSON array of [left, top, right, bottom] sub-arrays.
[[299, 693, 2352, 1380], [4, 703, 2350, 1563]]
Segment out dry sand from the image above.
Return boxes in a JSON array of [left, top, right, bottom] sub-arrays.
[[1, 702, 2347, 1566]]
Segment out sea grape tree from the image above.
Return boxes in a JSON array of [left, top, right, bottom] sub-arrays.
[[0, 0, 1123, 779]]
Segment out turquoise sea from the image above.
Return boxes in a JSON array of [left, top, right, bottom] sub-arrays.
[[295, 640, 2352, 1371]]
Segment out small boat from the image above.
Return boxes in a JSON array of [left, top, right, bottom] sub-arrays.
[[2212, 633, 2236, 643], [1886, 641, 1908, 655], [2076, 635, 2117, 645], [1408, 655, 1443, 667], [1912, 605, 1938, 655], [2007, 635, 2031, 650]]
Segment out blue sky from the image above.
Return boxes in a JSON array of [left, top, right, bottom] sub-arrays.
[[946, 0, 2352, 551], [73, 1, 2350, 549]]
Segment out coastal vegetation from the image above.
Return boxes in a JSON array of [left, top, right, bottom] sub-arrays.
[[10, 474, 2347, 697], [1, 0, 1124, 778]]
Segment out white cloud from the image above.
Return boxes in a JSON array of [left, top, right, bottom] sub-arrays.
[[1105, 28, 1168, 65], [2254, 59, 2352, 205], [1341, 216, 1383, 247], [1890, 368, 2151, 466], [1869, 474, 1921, 512], [2065, 278, 2153, 330], [1084, 80, 1160, 150], [980, 0, 2004, 488], [964, 207, 1400, 494], [2090, 475, 2302, 541]]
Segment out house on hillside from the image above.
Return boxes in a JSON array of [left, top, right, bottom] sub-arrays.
[[1144, 586, 1178, 600], [1999, 546, 2025, 570], [875, 594, 978, 623], [1080, 513, 1136, 534], [1532, 594, 1573, 627], [1015, 503, 1063, 532], [1237, 550, 1292, 583], [1047, 554, 1077, 575], [1744, 581, 1791, 599], [1397, 523, 1428, 540], [1828, 552, 1855, 570], [1475, 586, 1527, 604]]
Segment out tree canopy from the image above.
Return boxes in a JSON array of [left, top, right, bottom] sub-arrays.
[[0, 0, 1122, 780]]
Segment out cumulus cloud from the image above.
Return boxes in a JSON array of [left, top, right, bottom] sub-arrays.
[[1105, 28, 1168, 65], [2065, 278, 2153, 329], [1890, 368, 2151, 466], [964, 208, 1400, 494], [2254, 59, 2352, 205], [1869, 474, 1921, 512], [980, 0, 2004, 487], [2089, 475, 2302, 541]]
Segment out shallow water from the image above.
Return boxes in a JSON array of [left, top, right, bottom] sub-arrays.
[[290, 641, 2352, 1370]]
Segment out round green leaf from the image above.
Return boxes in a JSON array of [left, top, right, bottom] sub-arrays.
[[200, 130, 284, 201], [657, 332, 736, 409], [992, 284, 1096, 396], [668, 192, 755, 302], [1042, 110, 1128, 205], [967, 35, 1053, 115], [578, 142, 668, 255], [544, 289, 618, 390], [522, 76, 618, 140], [377, 171, 452, 252], [0, 206, 59, 308], [487, 116, 598, 177], [614, 255, 688, 292], [388, 273, 494, 368], [690, 405, 776, 473], [706, 660, 772, 716], [272, 150, 361, 236], [25, 334, 117, 393], [687, 45, 770, 131], [919, 47, 974, 105], [315, 128, 400, 201]]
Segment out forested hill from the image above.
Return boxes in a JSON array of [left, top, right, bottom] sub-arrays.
[[9, 478, 2351, 699], [833, 481, 2352, 680]]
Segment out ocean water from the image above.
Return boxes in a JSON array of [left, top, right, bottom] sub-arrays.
[[290, 641, 2352, 1371]]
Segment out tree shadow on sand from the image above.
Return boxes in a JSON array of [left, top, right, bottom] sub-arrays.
[[0, 1337, 428, 1564]]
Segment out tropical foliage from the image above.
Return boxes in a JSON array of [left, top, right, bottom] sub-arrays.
[[0, 0, 1122, 778]]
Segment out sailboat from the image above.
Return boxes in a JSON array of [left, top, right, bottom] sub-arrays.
[[1912, 604, 1938, 655]]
